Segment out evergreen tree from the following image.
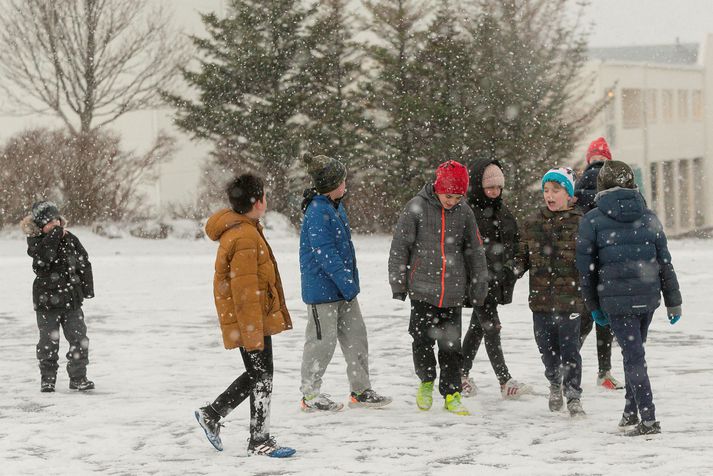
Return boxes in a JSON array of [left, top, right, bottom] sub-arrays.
[[298, 0, 380, 230], [363, 0, 430, 217], [412, 0, 476, 174], [462, 0, 606, 218], [164, 0, 312, 214]]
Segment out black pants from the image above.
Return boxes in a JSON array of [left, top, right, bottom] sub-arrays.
[[579, 314, 614, 373], [209, 336, 273, 443], [36, 307, 89, 380], [461, 298, 512, 385], [409, 300, 462, 397], [533, 312, 582, 401]]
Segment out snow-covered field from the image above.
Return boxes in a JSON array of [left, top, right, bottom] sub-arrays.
[[1, 223, 711, 475]]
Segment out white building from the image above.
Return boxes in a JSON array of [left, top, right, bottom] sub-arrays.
[[577, 36, 713, 236]]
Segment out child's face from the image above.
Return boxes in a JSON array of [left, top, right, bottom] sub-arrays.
[[328, 180, 347, 200], [253, 193, 267, 218], [589, 155, 608, 164], [437, 193, 463, 210], [543, 182, 571, 211], [483, 186, 502, 199]]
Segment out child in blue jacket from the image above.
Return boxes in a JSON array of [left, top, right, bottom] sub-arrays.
[[576, 160, 682, 436], [298, 153, 391, 412]]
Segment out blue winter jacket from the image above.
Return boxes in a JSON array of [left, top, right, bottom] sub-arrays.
[[575, 187, 681, 316], [300, 195, 360, 304]]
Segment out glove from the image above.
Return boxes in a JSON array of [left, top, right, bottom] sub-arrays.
[[392, 292, 407, 301], [667, 306, 681, 325], [591, 309, 610, 327]]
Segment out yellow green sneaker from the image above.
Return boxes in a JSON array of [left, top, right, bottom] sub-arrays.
[[444, 392, 470, 416], [416, 381, 434, 410]]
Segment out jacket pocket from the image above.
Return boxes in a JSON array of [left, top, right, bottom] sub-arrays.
[[265, 283, 281, 316]]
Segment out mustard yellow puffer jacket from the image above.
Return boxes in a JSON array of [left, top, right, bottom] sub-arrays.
[[205, 209, 292, 351]]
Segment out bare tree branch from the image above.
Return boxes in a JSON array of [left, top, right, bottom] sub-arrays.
[[0, 0, 188, 135]]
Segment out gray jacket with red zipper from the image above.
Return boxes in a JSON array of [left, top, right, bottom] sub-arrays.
[[389, 184, 489, 308]]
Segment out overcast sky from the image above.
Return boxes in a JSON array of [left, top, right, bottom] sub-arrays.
[[580, 0, 713, 47]]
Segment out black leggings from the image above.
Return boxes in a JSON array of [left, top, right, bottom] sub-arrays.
[[208, 336, 273, 442], [461, 299, 512, 385], [579, 314, 613, 373]]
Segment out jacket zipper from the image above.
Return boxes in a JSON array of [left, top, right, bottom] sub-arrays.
[[438, 208, 447, 307]]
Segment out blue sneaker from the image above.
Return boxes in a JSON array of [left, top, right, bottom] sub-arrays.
[[248, 437, 296, 458], [194, 407, 223, 451]]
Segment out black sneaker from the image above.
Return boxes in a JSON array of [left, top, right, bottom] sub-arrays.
[[625, 421, 661, 437], [247, 437, 296, 458], [41, 379, 56, 393], [548, 385, 563, 411], [195, 407, 224, 451], [618, 413, 640, 429], [348, 389, 393, 408], [69, 377, 95, 391]]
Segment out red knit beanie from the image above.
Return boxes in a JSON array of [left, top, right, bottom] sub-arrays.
[[586, 137, 612, 164], [434, 160, 469, 195]]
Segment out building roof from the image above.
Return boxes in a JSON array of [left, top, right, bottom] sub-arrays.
[[588, 42, 699, 65]]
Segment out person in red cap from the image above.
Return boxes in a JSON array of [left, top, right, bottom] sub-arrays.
[[573, 137, 623, 392], [389, 160, 489, 416]]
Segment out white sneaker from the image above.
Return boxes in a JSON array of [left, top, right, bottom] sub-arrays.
[[300, 393, 344, 412], [461, 375, 477, 397], [500, 379, 534, 400]]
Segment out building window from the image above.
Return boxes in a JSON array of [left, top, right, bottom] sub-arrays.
[[694, 157, 705, 227], [678, 89, 689, 120], [662, 89, 673, 122], [692, 90, 703, 121], [646, 89, 657, 124], [622, 88, 642, 129]]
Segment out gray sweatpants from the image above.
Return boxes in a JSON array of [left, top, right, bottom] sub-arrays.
[[300, 298, 371, 396]]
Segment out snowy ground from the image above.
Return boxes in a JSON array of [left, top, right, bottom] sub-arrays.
[[1, 223, 712, 475]]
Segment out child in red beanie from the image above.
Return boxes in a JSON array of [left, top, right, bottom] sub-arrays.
[[388, 160, 489, 415], [573, 137, 623, 392]]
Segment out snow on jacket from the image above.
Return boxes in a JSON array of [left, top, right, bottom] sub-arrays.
[[575, 187, 681, 316], [22, 216, 94, 311], [299, 194, 360, 304], [467, 158, 519, 305], [514, 206, 585, 314], [574, 161, 605, 214], [389, 184, 489, 308], [205, 208, 292, 351]]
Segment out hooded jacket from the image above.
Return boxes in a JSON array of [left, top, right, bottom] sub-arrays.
[[299, 193, 360, 304], [205, 209, 292, 351], [389, 184, 489, 308], [467, 158, 519, 304], [575, 187, 681, 315], [22, 216, 94, 311]]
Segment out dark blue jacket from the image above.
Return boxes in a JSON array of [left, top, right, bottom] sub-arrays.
[[575, 187, 681, 316], [300, 194, 360, 304], [574, 161, 605, 214]]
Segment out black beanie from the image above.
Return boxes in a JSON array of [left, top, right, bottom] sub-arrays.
[[302, 153, 347, 194], [597, 160, 636, 192], [31, 201, 60, 228]]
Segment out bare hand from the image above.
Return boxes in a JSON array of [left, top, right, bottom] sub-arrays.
[[42, 219, 62, 234]]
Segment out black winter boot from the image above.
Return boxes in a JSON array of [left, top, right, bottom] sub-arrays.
[[69, 376, 95, 391], [41, 375, 56, 393]]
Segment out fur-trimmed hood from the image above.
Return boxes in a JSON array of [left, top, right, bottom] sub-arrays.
[[20, 215, 67, 237]]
